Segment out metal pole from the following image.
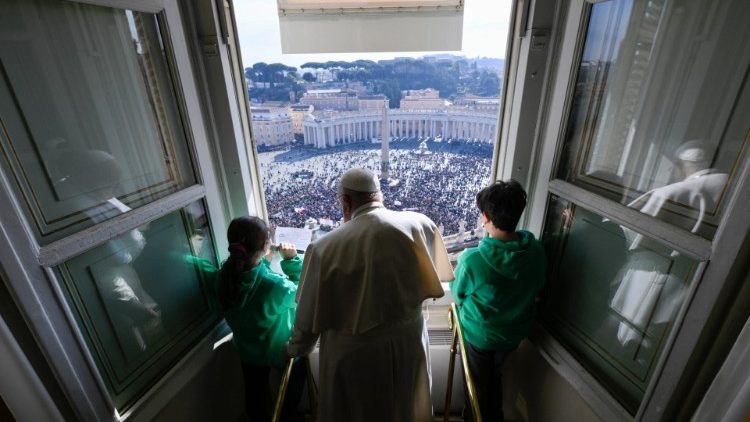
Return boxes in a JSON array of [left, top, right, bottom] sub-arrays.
[[271, 358, 296, 422], [452, 303, 482, 422], [444, 309, 459, 422]]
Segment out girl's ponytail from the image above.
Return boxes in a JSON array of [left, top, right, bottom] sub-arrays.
[[219, 216, 270, 308]]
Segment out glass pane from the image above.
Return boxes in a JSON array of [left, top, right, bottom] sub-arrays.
[[541, 195, 698, 413], [56, 201, 218, 409], [0, 0, 196, 243], [557, 0, 750, 239]]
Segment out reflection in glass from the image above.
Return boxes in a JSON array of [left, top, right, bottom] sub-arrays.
[[0, 0, 195, 243], [57, 201, 218, 409], [557, 0, 750, 239], [541, 196, 697, 413]]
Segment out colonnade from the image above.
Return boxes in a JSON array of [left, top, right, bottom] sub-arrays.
[[303, 110, 497, 149], [303, 118, 384, 148], [388, 118, 496, 141]]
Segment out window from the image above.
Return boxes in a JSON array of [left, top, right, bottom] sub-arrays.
[[536, 0, 750, 416], [542, 196, 697, 411], [0, 0, 223, 413], [237, 0, 511, 246], [56, 201, 216, 409], [0, 1, 196, 244], [556, 0, 749, 240]]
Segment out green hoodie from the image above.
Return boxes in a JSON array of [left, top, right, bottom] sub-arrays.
[[219, 257, 303, 368], [451, 231, 546, 351]]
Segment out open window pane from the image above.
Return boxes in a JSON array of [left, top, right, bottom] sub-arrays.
[[55, 200, 218, 410], [0, 0, 196, 243], [237, 0, 510, 248], [540, 195, 699, 412], [557, 0, 750, 239]]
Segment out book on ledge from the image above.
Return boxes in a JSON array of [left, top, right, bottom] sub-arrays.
[[274, 227, 314, 252]]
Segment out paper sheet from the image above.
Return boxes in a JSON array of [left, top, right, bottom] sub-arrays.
[[275, 227, 314, 251]]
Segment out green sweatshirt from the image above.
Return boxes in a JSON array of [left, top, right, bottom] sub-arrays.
[[451, 231, 547, 351], [219, 257, 303, 368]]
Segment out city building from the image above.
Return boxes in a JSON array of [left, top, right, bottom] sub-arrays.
[[399, 88, 449, 110], [313, 69, 334, 82], [256, 100, 288, 108], [357, 94, 388, 110], [250, 107, 294, 146], [453, 95, 501, 113], [299, 88, 358, 111], [345, 81, 368, 93], [288, 104, 313, 135]]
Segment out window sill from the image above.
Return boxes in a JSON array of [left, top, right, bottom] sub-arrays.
[[529, 324, 634, 422]]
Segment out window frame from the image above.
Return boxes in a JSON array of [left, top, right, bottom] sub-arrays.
[[181, 0, 269, 225], [521, 0, 750, 420], [488, 0, 520, 184], [0, 0, 238, 419]]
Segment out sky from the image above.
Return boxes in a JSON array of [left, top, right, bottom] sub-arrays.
[[234, 0, 513, 68]]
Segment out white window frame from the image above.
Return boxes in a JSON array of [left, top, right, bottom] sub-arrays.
[[0, 270, 65, 421], [0, 0, 244, 419], [493, 0, 561, 228], [511, 0, 750, 420], [182, 0, 268, 224]]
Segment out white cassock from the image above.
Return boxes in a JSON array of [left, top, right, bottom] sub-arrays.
[[611, 170, 727, 346], [287, 202, 454, 422]]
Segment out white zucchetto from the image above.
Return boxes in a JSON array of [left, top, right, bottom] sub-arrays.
[[337, 168, 381, 195], [675, 139, 710, 163]]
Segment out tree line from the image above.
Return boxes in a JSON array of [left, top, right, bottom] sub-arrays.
[[245, 57, 502, 107]]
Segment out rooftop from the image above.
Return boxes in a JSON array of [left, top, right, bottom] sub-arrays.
[[306, 89, 342, 94]]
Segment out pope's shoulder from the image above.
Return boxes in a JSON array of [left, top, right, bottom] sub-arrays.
[[382, 208, 439, 230], [308, 207, 438, 251], [306, 219, 351, 251]]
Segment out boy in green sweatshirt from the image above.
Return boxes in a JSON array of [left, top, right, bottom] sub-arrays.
[[452, 180, 547, 422]]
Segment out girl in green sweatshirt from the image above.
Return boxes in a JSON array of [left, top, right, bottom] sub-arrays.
[[217, 216, 304, 422]]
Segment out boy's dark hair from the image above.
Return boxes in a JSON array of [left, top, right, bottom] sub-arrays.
[[476, 180, 527, 231]]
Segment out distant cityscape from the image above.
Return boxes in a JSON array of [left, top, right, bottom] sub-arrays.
[[247, 55, 502, 237]]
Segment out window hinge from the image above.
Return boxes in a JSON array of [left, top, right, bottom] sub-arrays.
[[530, 29, 549, 51], [201, 36, 220, 56]]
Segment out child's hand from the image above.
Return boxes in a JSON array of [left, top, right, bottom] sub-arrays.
[[278, 242, 297, 260]]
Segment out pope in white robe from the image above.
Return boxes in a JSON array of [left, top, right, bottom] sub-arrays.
[[286, 168, 454, 422], [611, 140, 728, 348]]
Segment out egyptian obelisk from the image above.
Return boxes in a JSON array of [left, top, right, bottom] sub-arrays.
[[380, 102, 390, 180]]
